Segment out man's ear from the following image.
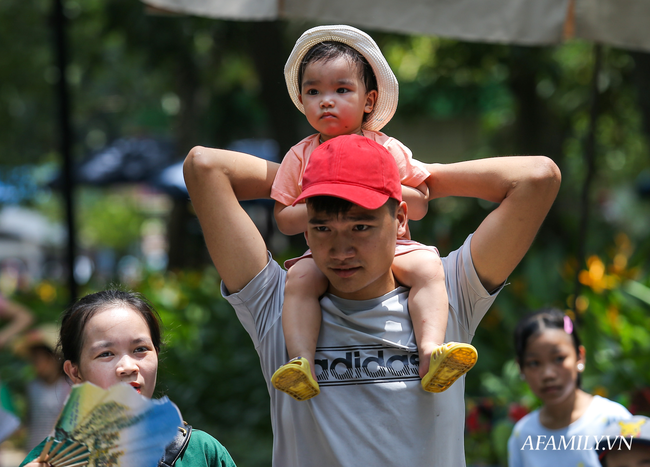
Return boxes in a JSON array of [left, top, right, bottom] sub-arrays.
[[63, 360, 83, 384], [396, 201, 408, 238], [364, 90, 378, 114], [304, 230, 309, 248], [298, 94, 303, 105]]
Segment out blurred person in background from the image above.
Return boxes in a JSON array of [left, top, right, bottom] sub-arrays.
[[508, 308, 631, 466], [13, 324, 71, 451], [0, 293, 33, 445]]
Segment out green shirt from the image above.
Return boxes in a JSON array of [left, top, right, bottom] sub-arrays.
[[21, 428, 236, 467]]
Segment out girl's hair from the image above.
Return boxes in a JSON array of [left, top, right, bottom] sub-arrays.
[[58, 289, 162, 365], [513, 308, 583, 386], [298, 41, 378, 119]]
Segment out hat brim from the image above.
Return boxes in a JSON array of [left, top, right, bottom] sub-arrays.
[[284, 25, 399, 132], [293, 182, 390, 211]]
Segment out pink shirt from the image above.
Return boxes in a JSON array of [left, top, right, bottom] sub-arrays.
[[271, 130, 430, 206]]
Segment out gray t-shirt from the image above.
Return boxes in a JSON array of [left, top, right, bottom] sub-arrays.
[[223, 234, 500, 466]]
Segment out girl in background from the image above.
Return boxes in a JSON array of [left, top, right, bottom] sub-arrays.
[[14, 325, 70, 451], [508, 308, 631, 466]]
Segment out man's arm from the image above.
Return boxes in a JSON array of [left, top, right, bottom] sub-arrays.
[[183, 146, 279, 293], [426, 156, 561, 292]]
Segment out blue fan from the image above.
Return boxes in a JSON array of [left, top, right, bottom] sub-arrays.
[[37, 382, 182, 467]]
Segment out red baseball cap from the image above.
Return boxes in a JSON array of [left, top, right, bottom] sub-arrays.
[[293, 134, 402, 210]]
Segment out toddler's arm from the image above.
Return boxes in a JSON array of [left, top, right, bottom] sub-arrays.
[[274, 201, 308, 236], [402, 182, 429, 221]]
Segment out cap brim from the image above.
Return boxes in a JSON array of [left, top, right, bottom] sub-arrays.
[[284, 25, 398, 132], [293, 182, 390, 210]]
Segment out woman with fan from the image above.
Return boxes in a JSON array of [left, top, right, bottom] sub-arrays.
[[21, 289, 237, 467]]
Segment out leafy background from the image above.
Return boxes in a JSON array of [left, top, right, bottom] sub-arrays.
[[1, 1, 649, 466]]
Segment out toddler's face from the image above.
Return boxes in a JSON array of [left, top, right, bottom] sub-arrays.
[[299, 56, 377, 141]]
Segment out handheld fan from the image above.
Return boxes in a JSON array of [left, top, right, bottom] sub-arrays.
[[37, 382, 182, 467]]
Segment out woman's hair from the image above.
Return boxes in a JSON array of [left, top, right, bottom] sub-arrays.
[[513, 307, 583, 386], [298, 41, 378, 121], [58, 289, 162, 365]]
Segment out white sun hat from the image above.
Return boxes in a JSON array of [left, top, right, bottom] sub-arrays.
[[284, 24, 399, 132]]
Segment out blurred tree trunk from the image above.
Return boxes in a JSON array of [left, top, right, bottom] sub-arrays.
[[631, 51, 650, 144], [166, 21, 300, 269], [505, 46, 568, 251], [242, 21, 302, 155], [166, 30, 202, 270], [507, 46, 566, 160]]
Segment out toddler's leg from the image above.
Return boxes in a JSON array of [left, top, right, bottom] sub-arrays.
[[392, 249, 477, 392], [271, 258, 328, 401], [392, 250, 448, 377], [282, 258, 328, 370]]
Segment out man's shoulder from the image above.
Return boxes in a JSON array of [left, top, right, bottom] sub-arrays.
[[221, 253, 284, 302], [440, 234, 471, 270], [442, 233, 495, 296]]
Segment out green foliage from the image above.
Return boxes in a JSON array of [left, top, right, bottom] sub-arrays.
[[0, 0, 55, 164], [77, 187, 148, 251], [464, 233, 650, 465], [137, 268, 273, 466]]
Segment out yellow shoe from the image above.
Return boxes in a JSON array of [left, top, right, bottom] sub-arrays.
[[271, 357, 320, 401], [421, 342, 478, 393]]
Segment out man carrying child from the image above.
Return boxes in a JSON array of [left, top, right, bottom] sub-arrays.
[[184, 131, 560, 465]]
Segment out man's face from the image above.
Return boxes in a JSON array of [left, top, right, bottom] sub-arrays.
[[605, 445, 650, 467], [305, 200, 407, 300]]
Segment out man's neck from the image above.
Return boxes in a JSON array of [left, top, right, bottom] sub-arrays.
[[326, 271, 398, 301]]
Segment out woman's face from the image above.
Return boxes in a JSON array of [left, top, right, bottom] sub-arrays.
[[520, 328, 584, 407], [63, 306, 158, 398]]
